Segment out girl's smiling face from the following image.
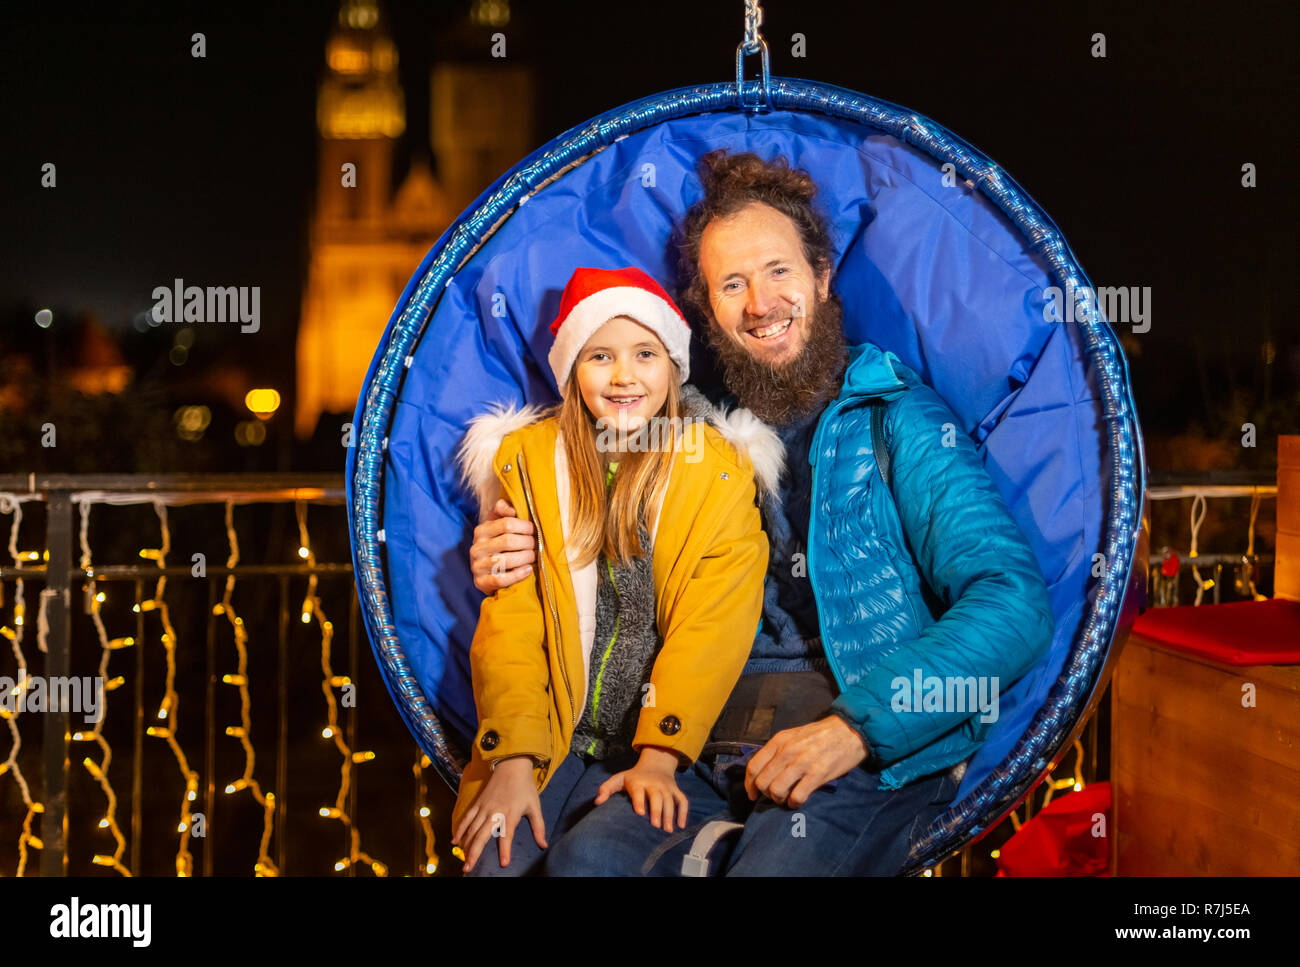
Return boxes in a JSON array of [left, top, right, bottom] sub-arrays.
[[573, 315, 672, 439]]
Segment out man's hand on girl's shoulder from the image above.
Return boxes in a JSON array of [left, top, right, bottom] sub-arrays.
[[470, 498, 536, 593]]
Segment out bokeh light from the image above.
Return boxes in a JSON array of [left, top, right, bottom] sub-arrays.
[[245, 388, 281, 419]]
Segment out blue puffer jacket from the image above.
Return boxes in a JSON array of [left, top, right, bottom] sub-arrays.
[[813, 342, 1055, 790]]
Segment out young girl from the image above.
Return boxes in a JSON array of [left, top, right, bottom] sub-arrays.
[[450, 265, 782, 875]]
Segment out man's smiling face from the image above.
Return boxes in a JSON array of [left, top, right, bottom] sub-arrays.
[[699, 201, 831, 369]]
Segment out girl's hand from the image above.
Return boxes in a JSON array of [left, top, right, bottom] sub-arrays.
[[452, 757, 546, 872], [594, 746, 688, 832]]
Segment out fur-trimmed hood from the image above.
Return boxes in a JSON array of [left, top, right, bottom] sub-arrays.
[[456, 386, 784, 517]]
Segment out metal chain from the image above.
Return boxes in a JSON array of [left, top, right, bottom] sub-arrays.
[[735, 0, 771, 112], [741, 0, 763, 52]]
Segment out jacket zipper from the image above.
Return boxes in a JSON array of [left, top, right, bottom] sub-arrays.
[[514, 451, 577, 734], [807, 398, 852, 695]]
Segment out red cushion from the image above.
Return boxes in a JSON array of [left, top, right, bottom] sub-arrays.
[[1132, 598, 1300, 665], [996, 782, 1112, 877]]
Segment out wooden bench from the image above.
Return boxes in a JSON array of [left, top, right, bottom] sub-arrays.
[[1112, 436, 1300, 874]]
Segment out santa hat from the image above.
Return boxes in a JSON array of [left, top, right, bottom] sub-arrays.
[[547, 266, 691, 386]]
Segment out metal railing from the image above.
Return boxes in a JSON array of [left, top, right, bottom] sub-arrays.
[[0, 473, 441, 877], [1, 468, 1281, 877], [1144, 470, 1277, 607]]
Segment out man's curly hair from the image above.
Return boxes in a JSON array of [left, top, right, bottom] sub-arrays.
[[676, 149, 836, 326]]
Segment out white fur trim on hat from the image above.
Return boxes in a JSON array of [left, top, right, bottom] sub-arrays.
[[547, 286, 691, 387]]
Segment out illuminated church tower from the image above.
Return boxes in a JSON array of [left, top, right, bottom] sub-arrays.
[[296, 0, 535, 440], [431, 1, 535, 215], [297, 0, 422, 439]]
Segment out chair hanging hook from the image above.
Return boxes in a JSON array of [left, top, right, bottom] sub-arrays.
[[735, 0, 772, 113]]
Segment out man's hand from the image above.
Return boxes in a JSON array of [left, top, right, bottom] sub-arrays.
[[744, 714, 870, 809], [470, 498, 536, 594]]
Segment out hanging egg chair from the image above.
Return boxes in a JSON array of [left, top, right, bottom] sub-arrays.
[[345, 16, 1147, 875]]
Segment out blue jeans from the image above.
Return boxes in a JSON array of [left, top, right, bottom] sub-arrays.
[[463, 750, 640, 877], [544, 746, 959, 876]]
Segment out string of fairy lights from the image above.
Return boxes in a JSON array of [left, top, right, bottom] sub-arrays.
[[0, 493, 42, 875], [296, 499, 385, 876], [72, 499, 132, 876], [216, 499, 279, 875], [413, 753, 440, 875], [135, 500, 201, 877]]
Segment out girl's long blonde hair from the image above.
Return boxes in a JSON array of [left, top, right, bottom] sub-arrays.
[[556, 361, 683, 568]]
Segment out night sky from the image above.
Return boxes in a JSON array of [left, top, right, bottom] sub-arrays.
[[2, 0, 1297, 446]]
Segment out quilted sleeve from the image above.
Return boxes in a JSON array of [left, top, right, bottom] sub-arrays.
[[829, 383, 1055, 768]]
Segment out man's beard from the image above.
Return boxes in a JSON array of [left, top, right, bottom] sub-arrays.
[[704, 292, 848, 427]]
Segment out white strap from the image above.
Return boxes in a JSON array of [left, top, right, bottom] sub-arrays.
[[681, 820, 745, 877]]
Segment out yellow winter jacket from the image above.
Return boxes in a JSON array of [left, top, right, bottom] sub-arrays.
[[451, 403, 780, 834]]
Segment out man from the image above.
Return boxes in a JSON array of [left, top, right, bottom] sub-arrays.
[[467, 149, 1054, 875]]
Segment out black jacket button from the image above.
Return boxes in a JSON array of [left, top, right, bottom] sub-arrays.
[[658, 715, 681, 736], [479, 730, 499, 751]]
